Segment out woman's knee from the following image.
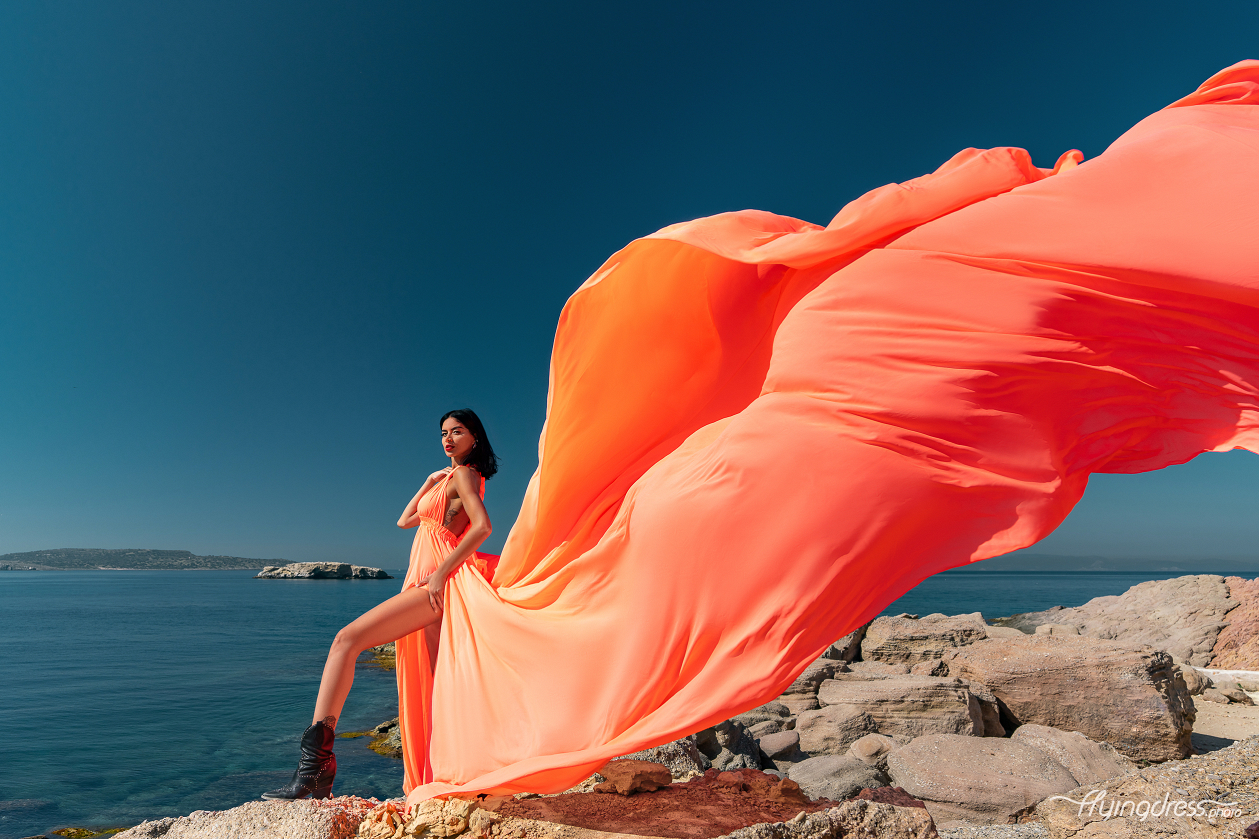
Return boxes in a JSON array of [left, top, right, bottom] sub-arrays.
[[330, 625, 364, 657]]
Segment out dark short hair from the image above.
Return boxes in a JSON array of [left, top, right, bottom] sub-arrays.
[[440, 408, 499, 479]]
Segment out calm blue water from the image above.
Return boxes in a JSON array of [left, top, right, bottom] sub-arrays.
[[876, 569, 1233, 622], [1, 567, 1251, 838]]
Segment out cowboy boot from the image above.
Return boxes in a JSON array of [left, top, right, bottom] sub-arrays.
[[262, 720, 336, 800]]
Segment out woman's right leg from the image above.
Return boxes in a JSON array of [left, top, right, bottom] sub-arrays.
[[312, 585, 441, 729], [263, 586, 441, 801]]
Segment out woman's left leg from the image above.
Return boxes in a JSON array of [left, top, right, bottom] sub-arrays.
[[423, 622, 441, 671]]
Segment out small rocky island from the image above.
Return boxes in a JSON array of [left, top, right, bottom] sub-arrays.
[[255, 562, 393, 579]]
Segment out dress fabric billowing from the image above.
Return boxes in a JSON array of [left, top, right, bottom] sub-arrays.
[[397, 468, 487, 793], [407, 62, 1259, 803]]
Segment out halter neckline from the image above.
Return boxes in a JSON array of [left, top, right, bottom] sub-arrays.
[[443, 464, 485, 485]]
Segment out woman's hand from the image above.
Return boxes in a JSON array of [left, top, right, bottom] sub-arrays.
[[423, 572, 447, 613], [398, 468, 453, 529]]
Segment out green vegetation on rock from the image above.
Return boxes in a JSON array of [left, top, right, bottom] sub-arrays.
[[365, 642, 396, 671]]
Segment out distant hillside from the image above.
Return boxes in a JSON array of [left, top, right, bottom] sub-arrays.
[[0, 548, 281, 570], [953, 552, 1259, 574]]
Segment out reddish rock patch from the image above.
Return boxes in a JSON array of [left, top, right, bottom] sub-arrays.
[[495, 769, 835, 839], [1214, 576, 1259, 669]]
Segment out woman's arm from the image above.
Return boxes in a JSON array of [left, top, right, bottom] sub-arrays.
[[397, 469, 449, 529], [422, 466, 492, 611]]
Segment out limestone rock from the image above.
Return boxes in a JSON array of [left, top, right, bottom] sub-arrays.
[[1009, 723, 1137, 787], [943, 635, 1194, 761], [886, 734, 1078, 824], [255, 562, 393, 580], [695, 719, 761, 770], [756, 729, 799, 756], [817, 676, 981, 739], [786, 754, 887, 800], [748, 720, 784, 739], [734, 700, 795, 736], [860, 613, 989, 664], [855, 786, 927, 809], [351, 566, 392, 579], [466, 807, 499, 839], [1220, 687, 1255, 705], [1035, 624, 1080, 636], [848, 733, 898, 767], [117, 796, 380, 839], [1178, 664, 1210, 695], [615, 735, 711, 777], [355, 801, 408, 839], [594, 759, 672, 795], [993, 575, 1238, 666], [777, 659, 843, 713], [910, 660, 948, 677], [984, 625, 1030, 639], [405, 797, 477, 836], [821, 799, 938, 839], [756, 729, 806, 770], [795, 705, 879, 755], [822, 623, 870, 663], [959, 681, 1005, 737], [1199, 687, 1230, 704], [367, 717, 401, 758], [846, 660, 912, 676], [1035, 734, 1259, 838], [1210, 675, 1240, 691], [1213, 575, 1259, 669], [717, 798, 938, 839]]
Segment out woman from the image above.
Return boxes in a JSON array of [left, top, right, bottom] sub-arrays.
[[263, 408, 497, 800]]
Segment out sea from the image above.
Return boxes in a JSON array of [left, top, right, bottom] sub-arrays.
[[0, 567, 1248, 839]]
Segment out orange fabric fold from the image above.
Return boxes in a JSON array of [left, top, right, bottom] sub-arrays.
[[404, 60, 1259, 803]]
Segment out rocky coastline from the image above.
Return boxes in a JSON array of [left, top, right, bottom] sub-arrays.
[[0, 548, 280, 571], [48, 573, 1259, 839]]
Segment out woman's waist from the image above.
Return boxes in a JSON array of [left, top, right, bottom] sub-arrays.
[[415, 515, 461, 542]]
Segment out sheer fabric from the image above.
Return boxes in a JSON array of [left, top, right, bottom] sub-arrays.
[[408, 62, 1259, 802]]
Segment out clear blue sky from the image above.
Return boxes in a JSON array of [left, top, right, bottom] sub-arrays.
[[3, 1, 1258, 565]]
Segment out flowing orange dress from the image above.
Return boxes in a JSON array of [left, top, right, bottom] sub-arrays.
[[406, 62, 1259, 802], [396, 468, 488, 792]]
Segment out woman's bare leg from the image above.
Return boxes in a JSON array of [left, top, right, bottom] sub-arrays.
[[312, 586, 440, 728]]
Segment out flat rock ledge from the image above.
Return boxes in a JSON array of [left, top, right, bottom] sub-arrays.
[[256, 562, 393, 579], [115, 796, 382, 839]]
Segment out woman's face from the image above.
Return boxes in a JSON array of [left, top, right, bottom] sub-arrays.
[[441, 417, 476, 463]]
